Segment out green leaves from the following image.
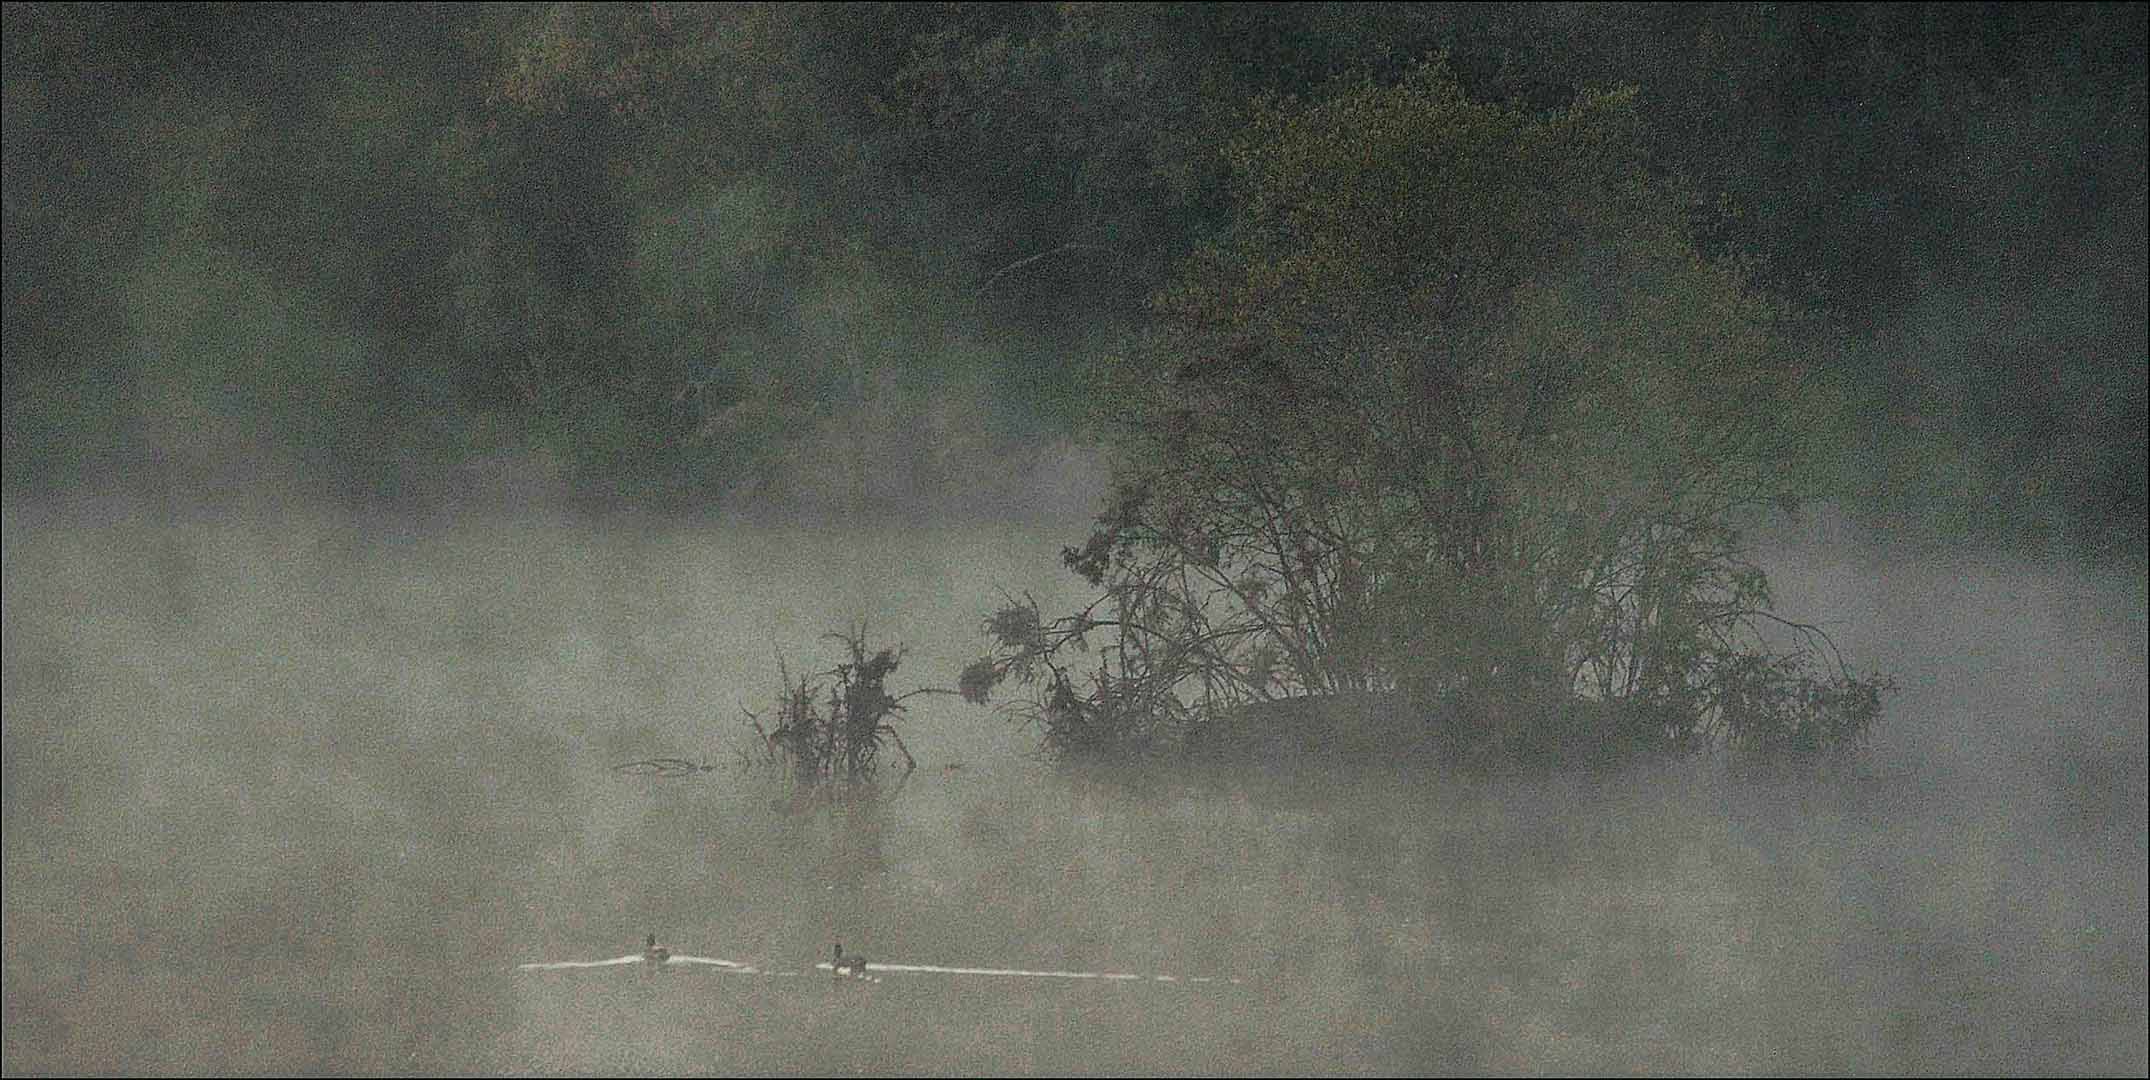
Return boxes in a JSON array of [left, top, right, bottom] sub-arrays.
[[983, 59, 1887, 768]]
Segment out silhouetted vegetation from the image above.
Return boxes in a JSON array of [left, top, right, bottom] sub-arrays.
[[0, 3, 2123, 769], [741, 626, 931, 791], [962, 64, 1893, 770]]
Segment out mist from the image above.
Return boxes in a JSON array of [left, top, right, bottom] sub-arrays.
[[5, 4, 2146, 1075], [3, 499, 2140, 1073]]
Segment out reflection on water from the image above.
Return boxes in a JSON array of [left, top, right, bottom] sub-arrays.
[[809, 961, 1239, 983], [519, 949, 1243, 982], [4, 506, 2144, 1074], [519, 952, 755, 972]]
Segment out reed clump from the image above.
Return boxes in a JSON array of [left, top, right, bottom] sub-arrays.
[[743, 624, 936, 790]]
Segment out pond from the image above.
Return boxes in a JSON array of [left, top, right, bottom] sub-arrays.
[[4, 500, 2143, 1073]]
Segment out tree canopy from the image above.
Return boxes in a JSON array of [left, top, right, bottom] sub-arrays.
[[964, 64, 1888, 767], [4, 4, 2140, 538]]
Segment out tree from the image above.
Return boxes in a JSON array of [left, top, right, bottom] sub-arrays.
[[963, 62, 1887, 768]]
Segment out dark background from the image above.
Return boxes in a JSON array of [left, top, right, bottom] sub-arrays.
[[4, 3, 2143, 552]]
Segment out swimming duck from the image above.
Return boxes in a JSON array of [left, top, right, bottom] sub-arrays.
[[832, 943, 868, 976], [643, 933, 671, 965]]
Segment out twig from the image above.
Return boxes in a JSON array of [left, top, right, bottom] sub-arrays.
[[613, 758, 718, 777], [972, 243, 1125, 300]]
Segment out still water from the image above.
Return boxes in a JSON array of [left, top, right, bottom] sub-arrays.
[[4, 501, 2143, 1074]]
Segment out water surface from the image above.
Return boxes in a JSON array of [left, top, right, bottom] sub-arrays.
[[4, 500, 2143, 1073]]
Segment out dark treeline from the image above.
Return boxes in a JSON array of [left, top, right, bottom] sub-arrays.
[[4, 3, 2143, 551]]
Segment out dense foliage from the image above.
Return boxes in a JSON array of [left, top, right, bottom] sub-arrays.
[[960, 66, 1891, 766], [4, 3, 2140, 547]]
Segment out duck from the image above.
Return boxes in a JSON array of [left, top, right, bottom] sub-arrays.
[[643, 933, 671, 965], [831, 942, 868, 976]]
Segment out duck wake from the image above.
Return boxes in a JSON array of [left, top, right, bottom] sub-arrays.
[[515, 953, 1239, 984]]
